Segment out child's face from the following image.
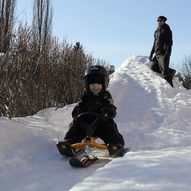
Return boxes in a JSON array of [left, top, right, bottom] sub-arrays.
[[89, 83, 103, 94]]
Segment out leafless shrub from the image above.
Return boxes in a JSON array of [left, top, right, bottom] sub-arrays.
[[0, 0, 110, 118], [0, 25, 96, 117], [180, 55, 191, 89]]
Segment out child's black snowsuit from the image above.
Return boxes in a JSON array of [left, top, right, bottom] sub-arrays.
[[64, 90, 125, 146]]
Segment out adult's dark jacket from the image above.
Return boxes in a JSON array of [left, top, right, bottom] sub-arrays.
[[150, 23, 173, 56], [72, 90, 116, 120]]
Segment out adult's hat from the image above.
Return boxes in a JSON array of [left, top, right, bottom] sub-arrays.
[[157, 16, 167, 22]]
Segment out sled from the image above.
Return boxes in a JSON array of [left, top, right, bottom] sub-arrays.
[[57, 112, 130, 167], [71, 137, 107, 150]]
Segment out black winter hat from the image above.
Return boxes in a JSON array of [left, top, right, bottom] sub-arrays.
[[157, 16, 167, 22], [84, 65, 109, 90], [87, 74, 103, 85]]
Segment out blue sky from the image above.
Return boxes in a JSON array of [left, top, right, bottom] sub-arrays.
[[16, 0, 191, 70]]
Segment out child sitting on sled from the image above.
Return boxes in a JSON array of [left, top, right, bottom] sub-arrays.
[[61, 65, 125, 157]]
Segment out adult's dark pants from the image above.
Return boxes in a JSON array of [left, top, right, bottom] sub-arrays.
[[64, 119, 125, 145], [151, 55, 176, 80]]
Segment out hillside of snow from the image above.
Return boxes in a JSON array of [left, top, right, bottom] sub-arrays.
[[1, 55, 191, 191]]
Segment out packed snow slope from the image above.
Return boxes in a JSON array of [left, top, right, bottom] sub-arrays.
[[1, 55, 191, 191]]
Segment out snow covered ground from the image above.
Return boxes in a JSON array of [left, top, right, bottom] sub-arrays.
[[1, 55, 191, 191]]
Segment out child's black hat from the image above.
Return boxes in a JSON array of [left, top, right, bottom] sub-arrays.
[[84, 65, 109, 90], [87, 74, 103, 85]]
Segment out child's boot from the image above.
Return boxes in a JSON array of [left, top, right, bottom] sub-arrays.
[[57, 140, 76, 157], [107, 144, 125, 158]]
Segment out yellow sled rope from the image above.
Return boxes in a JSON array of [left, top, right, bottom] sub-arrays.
[[71, 137, 107, 150]]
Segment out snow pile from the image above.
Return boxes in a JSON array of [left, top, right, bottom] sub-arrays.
[[1, 55, 191, 191], [108, 56, 191, 150]]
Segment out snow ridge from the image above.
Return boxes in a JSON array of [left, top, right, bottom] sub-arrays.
[[1, 55, 191, 191]]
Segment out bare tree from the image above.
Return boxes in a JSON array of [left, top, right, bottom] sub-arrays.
[[0, 0, 16, 53], [182, 56, 191, 76], [181, 55, 191, 89], [0, 1, 111, 117], [32, 0, 52, 52]]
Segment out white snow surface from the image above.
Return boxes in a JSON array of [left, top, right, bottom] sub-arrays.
[[1, 55, 191, 191]]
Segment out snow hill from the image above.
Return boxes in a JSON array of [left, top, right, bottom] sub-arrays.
[[1, 55, 191, 191]]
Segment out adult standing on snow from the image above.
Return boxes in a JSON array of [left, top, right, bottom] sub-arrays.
[[149, 16, 176, 87]]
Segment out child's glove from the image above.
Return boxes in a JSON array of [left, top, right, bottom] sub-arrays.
[[98, 110, 109, 122]]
